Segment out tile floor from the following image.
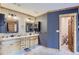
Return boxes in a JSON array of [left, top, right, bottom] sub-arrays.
[[25, 45, 79, 55]]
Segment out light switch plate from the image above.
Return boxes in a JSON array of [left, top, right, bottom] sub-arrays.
[[56, 30, 59, 33]]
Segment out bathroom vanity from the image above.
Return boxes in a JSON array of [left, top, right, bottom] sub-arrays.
[[0, 8, 40, 55], [0, 34, 39, 55]]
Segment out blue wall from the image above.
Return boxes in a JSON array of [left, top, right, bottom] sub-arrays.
[[0, 14, 6, 33], [77, 9, 79, 52], [47, 8, 79, 50]]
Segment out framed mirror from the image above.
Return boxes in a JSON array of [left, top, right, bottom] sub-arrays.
[[7, 20, 18, 33], [26, 23, 33, 32], [6, 14, 18, 33]]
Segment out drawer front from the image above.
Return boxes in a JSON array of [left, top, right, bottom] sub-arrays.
[[1, 39, 20, 45], [1, 42, 20, 49]]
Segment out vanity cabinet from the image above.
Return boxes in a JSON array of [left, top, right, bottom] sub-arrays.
[[20, 36, 38, 50], [0, 35, 39, 55], [20, 37, 31, 49], [0, 39, 20, 55], [29, 36, 38, 48]]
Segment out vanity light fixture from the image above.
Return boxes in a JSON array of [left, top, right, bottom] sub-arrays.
[[8, 13, 12, 18], [8, 13, 18, 21], [26, 18, 34, 23], [13, 16, 18, 20], [13, 15, 18, 20], [26, 19, 30, 22]]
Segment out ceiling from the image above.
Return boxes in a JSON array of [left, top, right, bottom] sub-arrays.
[[1, 3, 79, 17]]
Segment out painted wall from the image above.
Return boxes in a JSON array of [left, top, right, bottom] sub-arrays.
[[0, 7, 35, 36], [36, 14, 48, 46], [77, 9, 79, 52], [36, 14, 47, 33]]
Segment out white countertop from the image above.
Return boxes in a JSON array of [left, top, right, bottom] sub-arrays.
[[0, 34, 39, 41]]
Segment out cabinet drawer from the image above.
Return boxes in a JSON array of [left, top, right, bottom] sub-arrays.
[[1, 43, 20, 50], [1, 40, 17, 45], [1, 40, 21, 55]]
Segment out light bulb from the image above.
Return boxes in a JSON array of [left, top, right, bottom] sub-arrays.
[[26, 18, 34, 23], [27, 19, 30, 22], [13, 16, 18, 21], [8, 15, 11, 18]]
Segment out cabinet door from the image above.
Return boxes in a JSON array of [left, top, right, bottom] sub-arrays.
[[34, 36, 38, 45], [30, 37, 35, 47], [20, 38, 26, 49], [29, 36, 38, 48], [25, 37, 30, 48]]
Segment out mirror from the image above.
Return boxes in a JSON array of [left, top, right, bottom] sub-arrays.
[[6, 16, 18, 33], [7, 20, 18, 33], [26, 23, 33, 32], [26, 22, 39, 33], [33, 23, 38, 32]]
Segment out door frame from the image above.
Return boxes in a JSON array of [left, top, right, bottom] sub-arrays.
[[59, 13, 77, 53]]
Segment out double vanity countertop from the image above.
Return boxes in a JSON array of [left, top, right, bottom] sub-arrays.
[[0, 34, 39, 41]]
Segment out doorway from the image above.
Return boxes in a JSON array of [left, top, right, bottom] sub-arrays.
[[59, 13, 77, 52]]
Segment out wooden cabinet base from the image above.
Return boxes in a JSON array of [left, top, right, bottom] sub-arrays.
[[0, 36, 38, 55]]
